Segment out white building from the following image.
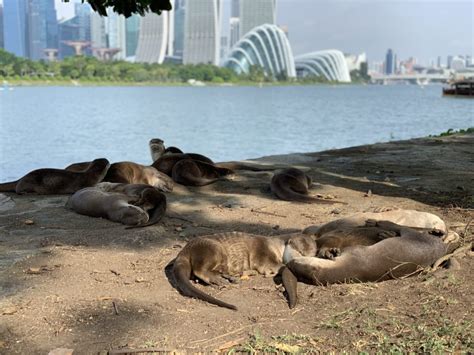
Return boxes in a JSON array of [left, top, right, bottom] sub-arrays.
[[183, 0, 221, 65], [135, 1, 175, 64], [295, 50, 351, 82], [224, 24, 296, 79], [239, 0, 276, 39], [107, 9, 126, 60]]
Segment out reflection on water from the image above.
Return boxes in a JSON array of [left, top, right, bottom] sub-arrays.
[[0, 85, 472, 181]]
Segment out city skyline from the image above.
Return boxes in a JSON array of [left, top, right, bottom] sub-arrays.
[[0, 0, 472, 65], [46, 0, 474, 65]]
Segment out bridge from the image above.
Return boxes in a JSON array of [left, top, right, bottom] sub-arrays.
[[370, 73, 451, 85]]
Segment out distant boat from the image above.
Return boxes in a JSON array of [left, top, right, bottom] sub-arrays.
[[442, 79, 474, 98]]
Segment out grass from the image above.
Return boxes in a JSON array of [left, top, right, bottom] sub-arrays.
[[430, 127, 474, 137]]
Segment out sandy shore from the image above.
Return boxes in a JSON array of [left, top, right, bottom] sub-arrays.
[[0, 133, 472, 353]]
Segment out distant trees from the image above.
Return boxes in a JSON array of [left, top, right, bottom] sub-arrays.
[[350, 62, 371, 83], [0, 49, 243, 83]]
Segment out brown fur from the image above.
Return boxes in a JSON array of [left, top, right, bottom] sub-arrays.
[[303, 208, 447, 237], [66, 161, 174, 192], [172, 232, 316, 310], [0, 158, 110, 195], [67, 183, 166, 228], [271, 168, 346, 204], [282, 221, 448, 308]]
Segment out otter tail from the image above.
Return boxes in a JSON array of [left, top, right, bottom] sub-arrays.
[[281, 266, 299, 309], [172, 257, 238, 310], [0, 180, 18, 192], [126, 193, 167, 229]]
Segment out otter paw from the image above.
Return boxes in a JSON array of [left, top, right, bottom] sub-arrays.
[[319, 248, 340, 259]]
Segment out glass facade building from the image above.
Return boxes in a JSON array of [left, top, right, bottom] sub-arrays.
[[294, 50, 351, 82], [224, 24, 296, 79], [3, 0, 28, 57]]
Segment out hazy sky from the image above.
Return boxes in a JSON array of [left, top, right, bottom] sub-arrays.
[[4, 0, 472, 64]]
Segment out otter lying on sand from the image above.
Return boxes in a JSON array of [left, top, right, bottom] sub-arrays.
[[282, 212, 451, 308], [67, 182, 166, 228], [0, 158, 110, 195], [172, 232, 316, 310], [271, 168, 346, 204], [66, 161, 174, 192]]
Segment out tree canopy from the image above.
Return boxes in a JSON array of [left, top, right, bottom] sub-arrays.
[[64, 0, 172, 17]]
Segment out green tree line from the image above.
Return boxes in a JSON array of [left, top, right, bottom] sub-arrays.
[[0, 49, 368, 84]]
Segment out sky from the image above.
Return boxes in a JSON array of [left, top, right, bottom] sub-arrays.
[[3, 0, 473, 65]]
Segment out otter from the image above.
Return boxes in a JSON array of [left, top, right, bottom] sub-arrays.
[[271, 168, 346, 204], [66, 161, 174, 193], [303, 208, 447, 237], [67, 183, 166, 228], [0, 158, 110, 195], [282, 220, 449, 308], [172, 232, 317, 310]]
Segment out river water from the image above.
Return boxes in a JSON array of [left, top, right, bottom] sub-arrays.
[[0, 84, 472, 181]]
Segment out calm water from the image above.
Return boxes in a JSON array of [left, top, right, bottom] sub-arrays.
[[0, 85, 472, 181]]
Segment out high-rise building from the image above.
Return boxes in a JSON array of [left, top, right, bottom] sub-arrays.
[[447, 55, 453, 69], [0, 5, 4, 49], [183, 0, 221, 65], [3, 0, 29, 57], [229, 17, 239, 48], [437, 56, 442, 68], [106, 10, 126, 60], [126, 15, 140, 58], [90, 13, 107, 49], [27, 0, 57, 60], [58, 5, 91, 58], [385, 48, 395, 75], [239, 0, 275, 38], [135, 11, 172, 63], [174, 2, 185, 59], [220, 35, 228, 60]]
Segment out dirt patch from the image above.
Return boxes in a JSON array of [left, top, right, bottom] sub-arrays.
[[0, 134, 473, 354]]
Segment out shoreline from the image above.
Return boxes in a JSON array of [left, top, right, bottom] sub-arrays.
[[0, 132, 472, 352], [2, 79, 363, 87]]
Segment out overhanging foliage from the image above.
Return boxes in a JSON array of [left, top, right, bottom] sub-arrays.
[[63, 0, 172, 17]]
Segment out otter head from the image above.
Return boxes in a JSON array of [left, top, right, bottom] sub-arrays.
[[283, 234, 317, 264], [88, 158, 110, 181], [149, 138, 166, 162]]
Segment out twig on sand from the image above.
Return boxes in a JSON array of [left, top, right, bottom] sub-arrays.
[[112, 301, 119, 315], [250, 208, 286, 218], [189, 318, 289, 346], [462, 218, 473, 238]]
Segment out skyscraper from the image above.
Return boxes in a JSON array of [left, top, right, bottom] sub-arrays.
[[229, 17, 240, 48], [447, 55, 453, 69], [3, 0, 29, 57], [0, 5, 4, 49], [385, 48, 395, 75], [58, 5, 91, 58], [125, 15, 140, 58], [107, 9, 126, 60], [173, 2, 185, 59], [239, 0, 275, 38], [90, 12, 107, 49], [27, 0, 57, 60], [135, 12, 170, 63], [183, 0, 221, 65]]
